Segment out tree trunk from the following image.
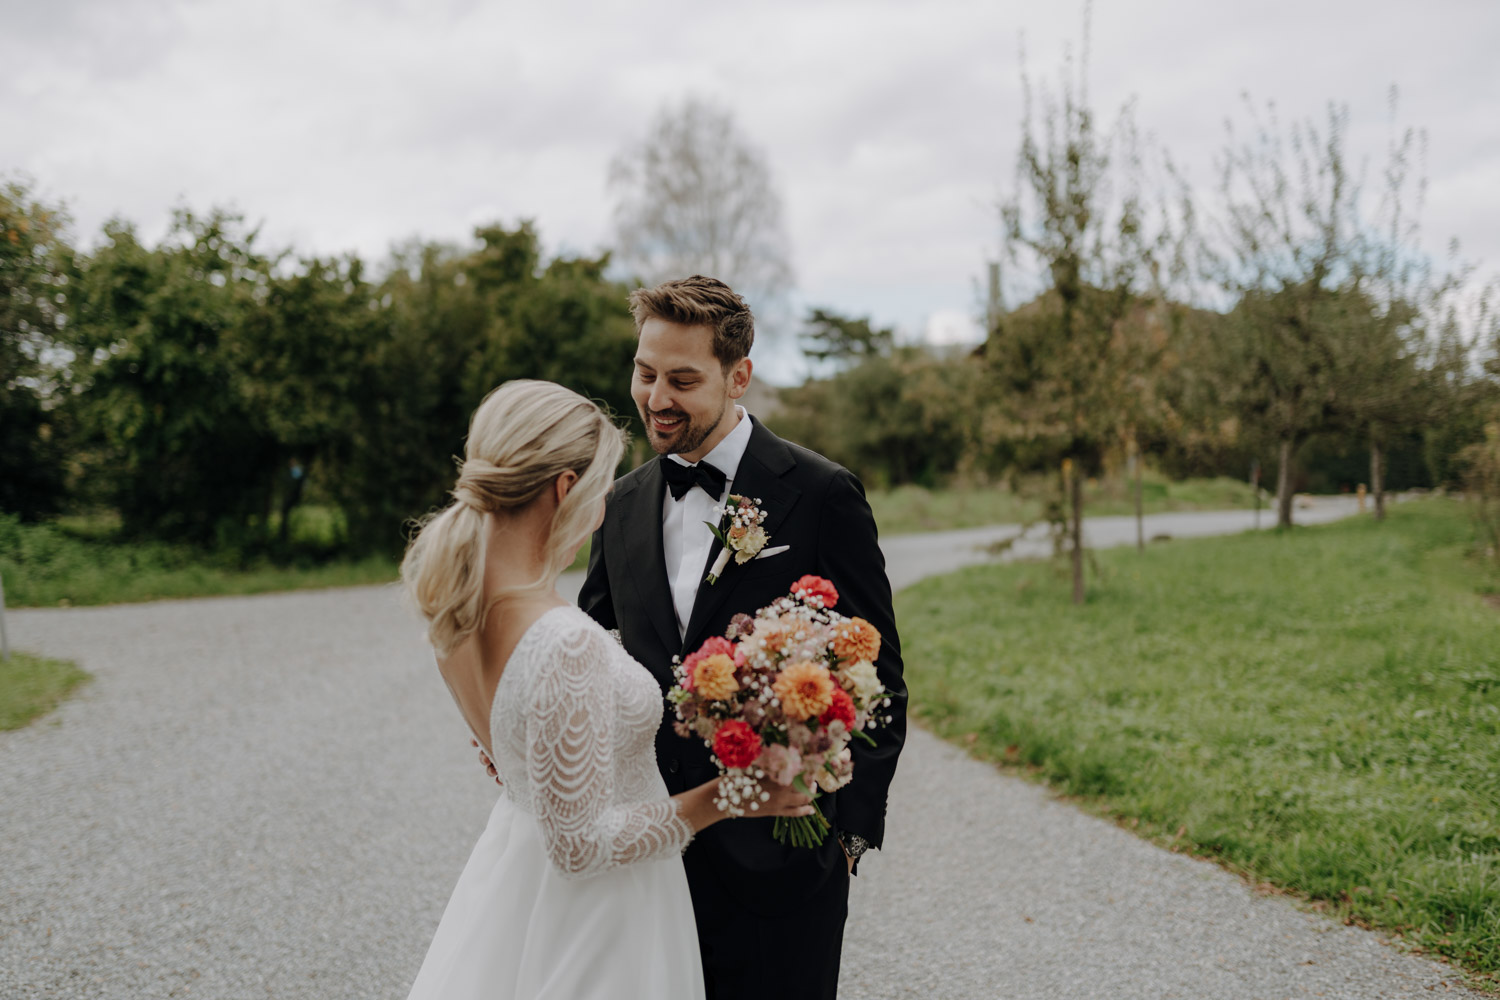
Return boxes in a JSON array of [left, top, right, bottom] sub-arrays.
[[1070, 461, 1085, 605], [1133, 453, 1144, 552], [0, 569, 11, 662], [1371, 439, 1386, 521], [1276, 437, 1295, 529]]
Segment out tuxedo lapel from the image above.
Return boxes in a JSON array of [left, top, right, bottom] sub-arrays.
[[615, 461, 681, 661], [680, 421, 801, 652]]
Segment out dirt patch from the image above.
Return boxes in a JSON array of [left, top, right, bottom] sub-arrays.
[[1484, 593, 1500, 612]]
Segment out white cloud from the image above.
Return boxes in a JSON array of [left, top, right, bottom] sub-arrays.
[[922, 309, 985, 347], [4, 0, 1498, 366]]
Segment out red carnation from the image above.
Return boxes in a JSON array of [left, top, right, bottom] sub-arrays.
[[819, 686, 856, 730], [791, 575, 839, 608], [712, 720, 763, 769]]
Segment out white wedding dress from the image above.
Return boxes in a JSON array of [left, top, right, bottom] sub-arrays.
[[406, 606, 705, 1000]]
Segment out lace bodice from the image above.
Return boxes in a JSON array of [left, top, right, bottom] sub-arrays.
[[488, 606, 694, 879]]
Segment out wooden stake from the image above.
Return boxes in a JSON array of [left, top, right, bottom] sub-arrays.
[[0, 570, 9, 662]]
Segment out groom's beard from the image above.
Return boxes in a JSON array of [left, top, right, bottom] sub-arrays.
[[642, 405, 724, 457]]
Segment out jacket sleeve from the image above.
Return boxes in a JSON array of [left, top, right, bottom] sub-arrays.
[[577, 522, 617, 630], [816, 468, 906, 850]]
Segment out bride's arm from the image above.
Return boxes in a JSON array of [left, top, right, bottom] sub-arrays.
[[527, 621, 817, 879], [525, 622, 697, 879]]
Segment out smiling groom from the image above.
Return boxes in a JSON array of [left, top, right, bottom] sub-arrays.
[[578, 276, 907, 999]]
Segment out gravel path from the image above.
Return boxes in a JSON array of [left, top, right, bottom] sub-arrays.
[[2, 497, 1481, 998]]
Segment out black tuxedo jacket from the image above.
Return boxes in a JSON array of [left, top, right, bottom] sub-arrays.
[[578, 417, 906, 912]]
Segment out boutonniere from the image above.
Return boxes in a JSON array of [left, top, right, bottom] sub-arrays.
[[704, 494, 770, 585]]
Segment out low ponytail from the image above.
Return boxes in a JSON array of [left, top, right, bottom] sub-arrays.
[[401, 499, 487, 658], [401, 379, 626, 658]]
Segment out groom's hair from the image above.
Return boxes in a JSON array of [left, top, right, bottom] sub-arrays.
[[628, 276, 755, 371]]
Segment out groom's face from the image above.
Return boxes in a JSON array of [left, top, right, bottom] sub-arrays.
[[632, 318, 747, 461]]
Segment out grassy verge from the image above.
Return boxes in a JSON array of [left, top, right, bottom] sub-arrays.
[[1, 514, 400, 608], [901, 499, 1500, 984], [2, 473, 1259, 609], [0, 652, 91, 730], [867, 474, 1264, 536], [1, 513, 592, 609]]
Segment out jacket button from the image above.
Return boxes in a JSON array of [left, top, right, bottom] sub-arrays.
[[668, 759, 680, 774]]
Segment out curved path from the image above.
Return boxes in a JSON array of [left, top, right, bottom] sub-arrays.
[[1, 497, 1480, 998]]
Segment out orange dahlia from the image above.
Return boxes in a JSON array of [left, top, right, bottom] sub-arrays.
[[773, 661, 835, 720], [693, 654, 740, 701], [753, 622, 792, 656], [832, 617, 881, 664]]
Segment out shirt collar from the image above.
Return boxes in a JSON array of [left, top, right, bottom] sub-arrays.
[[668, 405, 752, 484]]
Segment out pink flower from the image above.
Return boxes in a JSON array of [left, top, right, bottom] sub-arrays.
[[725, 613, 756, 640], [757, 743, 804, 786]]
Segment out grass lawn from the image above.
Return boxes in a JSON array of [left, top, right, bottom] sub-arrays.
[[901, 498, 1500, 984], [0, 652, 90, 730], [867, 474, 1264, 536]]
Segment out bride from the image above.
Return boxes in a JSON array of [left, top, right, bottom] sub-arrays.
[[400, 380, 812, 1000]]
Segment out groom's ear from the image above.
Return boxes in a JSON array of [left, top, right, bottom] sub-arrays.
[[726, 358, 753, 400]]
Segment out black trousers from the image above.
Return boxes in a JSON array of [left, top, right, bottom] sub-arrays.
[[683, 844, 851, 1000]]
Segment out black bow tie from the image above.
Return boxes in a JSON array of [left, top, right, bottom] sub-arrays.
[[661, 457, 727, 502]]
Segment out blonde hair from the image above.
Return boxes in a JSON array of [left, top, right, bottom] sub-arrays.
[[401, 380, 625, 656]]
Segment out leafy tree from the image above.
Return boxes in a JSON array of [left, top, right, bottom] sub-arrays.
[[1462, 409, 1500, 562], [238, 254, 380, 547], [69, 210, 279, 545], [0, 179, 75, 519], [1332, 100, 1461, 520], [466, 228, 639, 420], [325, 222, 641, 553], [609, 97, 794, 308], [800, 307, 894, 364], [771, 347, 980, 489], [984, 35, 1158, 603], [1205, 94, 1487, 527], [1206, 100, 1370, 528]]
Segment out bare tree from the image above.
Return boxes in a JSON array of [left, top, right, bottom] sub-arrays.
[[1207, 99, 1367, 528], [608, 97, 794, 307]]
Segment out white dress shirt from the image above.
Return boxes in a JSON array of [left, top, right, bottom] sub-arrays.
[[661, 406, 753, 641]]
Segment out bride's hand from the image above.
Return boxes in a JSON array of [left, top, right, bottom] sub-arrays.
[[674, 777, 813, 832], [751, 778, 815, 819], [470, 738, 502, 786]]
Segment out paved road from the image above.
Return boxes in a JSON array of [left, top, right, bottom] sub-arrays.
[[3, 498, 1480, 998]]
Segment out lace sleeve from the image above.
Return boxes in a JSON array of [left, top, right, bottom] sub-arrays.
[[525, 617, 694, 879]]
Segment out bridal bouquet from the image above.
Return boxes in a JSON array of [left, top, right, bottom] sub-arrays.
[[668, 575, 892, 847]]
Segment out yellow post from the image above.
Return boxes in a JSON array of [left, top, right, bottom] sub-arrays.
[[1357, 482, 1367, 513]]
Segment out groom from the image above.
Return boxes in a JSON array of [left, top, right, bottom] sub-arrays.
[[578, 276, 907, 999]]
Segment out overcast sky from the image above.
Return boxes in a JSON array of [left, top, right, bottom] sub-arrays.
[[4, 0, 1498, 382]]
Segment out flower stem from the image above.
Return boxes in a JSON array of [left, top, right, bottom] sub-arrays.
[[772, 800, 831, 847]]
